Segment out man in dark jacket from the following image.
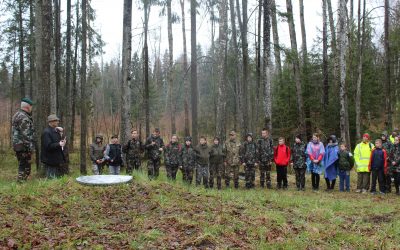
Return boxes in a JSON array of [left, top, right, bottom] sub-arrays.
[[90, 134, 106, 175], [195, 136, 212, 188], [145, 128, 164, 179], [240, 133, 258, 189], [181, 136, 196, 184], [40, 114, 66, 179], [104, 135, 123, 175], [257, 128, 274, 188]]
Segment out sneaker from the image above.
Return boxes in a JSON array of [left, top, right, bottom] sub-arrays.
[[355, 189, 362, 193], [370, 191, 377, 195], [362, 189, 368, 194]]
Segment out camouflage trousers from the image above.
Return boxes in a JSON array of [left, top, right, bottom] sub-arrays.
[[245, 164, 256, 189], [126, 157, 141, 174], [166, 164, 179, 180], [16, 151, 31, 182], [294, 168, 306, 189], [196, 164, 209, 188], [259, 162, 272, 188], [181, 165, 195, 184], [92, 163, 106, 175], [209, 163, 224, 189], [148, 159, 161, 179], [225, 164, 239, 188]]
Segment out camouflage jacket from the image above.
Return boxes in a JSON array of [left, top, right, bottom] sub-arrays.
[[209, 144, 226, 164], [89, 143, 106, 163], [291, 142, 307, 169], [123, 139, 143, 159], [240, 141, 258, 165], [164, 142, 182, 166], [257, 137, 274, 163], [145, 135, 164, 160], [11, 109, 35, 152], [389, 144, 400, 172], [225, 139, 241, 166], [195, 144, 211, 165], [181, 145, 196, 167], [382, 140, 393, 162]]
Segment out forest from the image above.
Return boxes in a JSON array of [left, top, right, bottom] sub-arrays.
[[0, 0, 399, 171]]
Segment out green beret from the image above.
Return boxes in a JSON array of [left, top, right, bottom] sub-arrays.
[[21, 97, 33, 105]]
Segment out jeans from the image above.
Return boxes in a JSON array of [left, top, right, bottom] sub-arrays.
[[109, 165, 121, 175], [338, 170, 350, 191]]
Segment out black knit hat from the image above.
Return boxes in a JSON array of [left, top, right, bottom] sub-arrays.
[[185, 136, 192, 142]]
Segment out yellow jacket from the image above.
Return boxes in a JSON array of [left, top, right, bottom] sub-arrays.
[[354, 142, 374, 172]]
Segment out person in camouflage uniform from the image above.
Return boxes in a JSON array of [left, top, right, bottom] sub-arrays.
[[381, 131, 394, 192], [180, 136, 196, 184], [240, 133, 258, 189], [195, 136, 211, 188], [12, 98, 36, 182], [164, 135, 182, 180], [389, 136, 400, 195], [257, 128, 274, 188], [145, 128, 164, 179], [90, 134, 106, 175], [291, 134, 307, 191], [225, 130, 241, 188], [209, 137, 226, 189], [123, 129, 143, 174]]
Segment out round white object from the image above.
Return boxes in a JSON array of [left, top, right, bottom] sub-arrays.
[[76, 175, 133, 186]]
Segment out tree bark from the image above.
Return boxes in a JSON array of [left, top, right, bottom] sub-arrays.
[[18, 0, 25, 99], [143, 1, 151, 138], [80, 0, 88, 174], [65, 0, 72, 141], [34, 0, 52, 175], [355, 0, 366, 140], [29, 0, 35, 98], [263, 0, 272, 131], [385, 0, 392, 130], [322, 0, 329, 110], [167, 0, 176, 135], [299, 0, 307, 63], [54, 0, 61, 117], [216, 0, 228, 139], [338, 0, 350, 146], [286, 0, 305, 134], [190, 0, 198, 144], [241, 0, 249, 135], [120, 0, 132, 145], [271, 0, 281, 79], [180, 0, 190, 136]]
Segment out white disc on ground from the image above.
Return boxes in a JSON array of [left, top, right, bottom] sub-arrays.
[[76, 175, 133, 186]]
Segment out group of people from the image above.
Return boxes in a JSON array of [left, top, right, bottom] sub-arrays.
[[11, 98, 400, 195]]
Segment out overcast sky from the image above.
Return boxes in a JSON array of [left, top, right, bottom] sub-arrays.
[[79, 0, 384, 62]]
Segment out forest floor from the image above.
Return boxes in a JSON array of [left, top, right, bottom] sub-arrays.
[[1, 151, 400, 249]]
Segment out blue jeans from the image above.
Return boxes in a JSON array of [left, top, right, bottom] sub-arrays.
[[109, 165, 120, 175], [338, 170, 350, 191]]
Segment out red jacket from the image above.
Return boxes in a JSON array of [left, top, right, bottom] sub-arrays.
[[274, 144, 291, 166], [368, 148, 388, 174]]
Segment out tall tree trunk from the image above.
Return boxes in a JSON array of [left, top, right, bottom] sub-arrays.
[[29, 0, 35, 98], [229, 0, 242, 132], [54, 0, 61, 117], [143, 1, 150, 138], [34, 0, 52, 174], [254, 0, 262, 131], [326, 0, 338, 86], [80, 0, 88, 174], [216, 0, 228, 139], [167, 0, 176, 135], [179, 0, 190, 136], [385, 0, 392, 130], [286, 0, 305, 134], [120, 0, 132, 145], [263, 0, 272, 131], [338, 0, 350, 146], [65, 0, 72, 141], [299, 0, 307, 63], [18, 0, 25, 99], [271, 0, 281, 79], [190, 0, 198, 144], [69, 0, 79, 150], [355, 0, 365, 140], [241, 0, 249, 135], [322, 0, 329, 110]]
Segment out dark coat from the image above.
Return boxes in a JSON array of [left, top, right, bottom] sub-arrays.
[[41, 126, 66, 166]]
